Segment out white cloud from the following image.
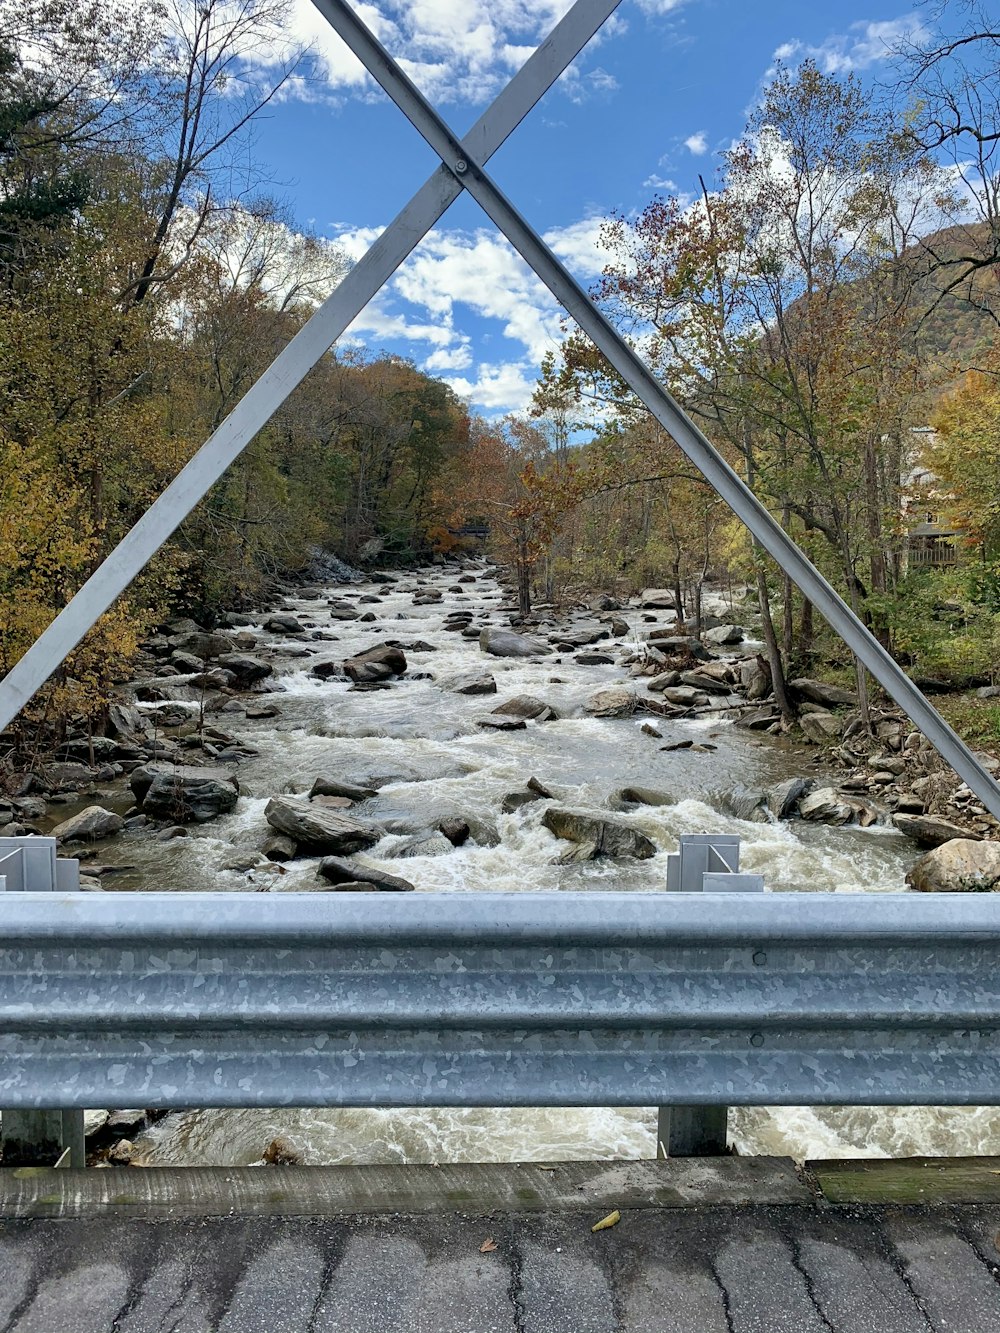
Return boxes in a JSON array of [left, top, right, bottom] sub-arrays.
[[446, 360, 542, 410], [328, 215, 619, 412], [684, 131, 708, 155], [543, 216, 613, 279], [769, 15, 929, 77], [643, 173, 679, 190], [633, 0, 687, 14], [274, 0, 627, 106]]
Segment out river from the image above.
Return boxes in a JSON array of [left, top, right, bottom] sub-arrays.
[[99, 562, 998, 1166]]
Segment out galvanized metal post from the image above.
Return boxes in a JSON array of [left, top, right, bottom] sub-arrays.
[[659, 835, 740, 1156], [2, 1110, 84, 1167]]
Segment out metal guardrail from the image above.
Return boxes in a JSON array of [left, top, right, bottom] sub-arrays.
[[4, 890, 1000, 1124]]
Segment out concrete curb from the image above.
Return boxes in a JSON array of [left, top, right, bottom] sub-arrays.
[[0, 1157, 808, 1219]]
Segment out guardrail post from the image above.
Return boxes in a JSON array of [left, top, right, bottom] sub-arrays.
[[2, 1110, 85, 1168], [659, 835, 748, 1157], [0, 839, 85, 1168]]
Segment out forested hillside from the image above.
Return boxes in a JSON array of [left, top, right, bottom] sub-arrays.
[[0, 0, 469, 744]]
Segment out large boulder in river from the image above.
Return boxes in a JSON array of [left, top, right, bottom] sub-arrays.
[[492, 695, 559, 722], [344, 643, 407, 684], [265, 797, 380, 854], [907, 838, 1000, 892], [171, 631, 234, 660], [584, 686, 638, 718], [798, 787, 853, 825], [479, 628, 548, 658], [131, 764, 239, 823], [541, 807, 656, 860], [50, 805, 124, 843], [216, 653, 273, 685]]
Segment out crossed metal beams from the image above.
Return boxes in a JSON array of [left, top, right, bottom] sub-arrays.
[[3, 0, 1000, 821]]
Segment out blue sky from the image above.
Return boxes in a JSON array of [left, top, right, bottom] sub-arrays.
[[248, 1, 930, 415]]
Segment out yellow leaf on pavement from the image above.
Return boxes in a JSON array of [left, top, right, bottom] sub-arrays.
[[591, 1210, 621, 1233]]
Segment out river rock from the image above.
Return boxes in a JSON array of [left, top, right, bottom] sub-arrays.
[[907, 838, 1000, 892], [703, 624, 743, 645], [262, 834, 297, 861], [639, 589, 676, 609], [584, 686, 638, 717], [790, 678, 857, 708], [439, 818, 471, 846], [245, 702, 281, 719], [647, 671, 682, 692], [720, 787, 769, 822], [264, 797, 380, 853], [265, 614, 303, 634], [798, 787, 853, 824], [679, 666, 732, 693], [645, 634, 711, 661], [541, 807, 656, 859], [384, 832, 453, 857], [50, 806, 124, 843], [344, 643, 407, 684], [131, 765, 239, 823], [799, 710, 843, 742], [317, 857, 414, 890], [479, 628, 548, 658], [170, 651, 205, 674], [309, 777, 378, 802], [766, 777, 811, 819], [892, 814, 981, 848], [105, 702, 152, 741], [502, 790, 545, 813], [476, 714, 527, 730], [217, 653, 273, 685], [449, 673, 497, 695], [739, 657, 772, 701], [575, 652, 616, 665], [171, 630, 234, 659], [615, 787, 676, 807], [736, 707, 781, 730], [492, 695, 559, 721], [660, 685, 708, 706]]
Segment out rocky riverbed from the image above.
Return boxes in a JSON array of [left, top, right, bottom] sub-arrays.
[[6, 560, 1000, 1165]]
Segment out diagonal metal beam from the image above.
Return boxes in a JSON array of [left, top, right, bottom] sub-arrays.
[[317, 0, 1000, 821], [0, 0, 620, 733]]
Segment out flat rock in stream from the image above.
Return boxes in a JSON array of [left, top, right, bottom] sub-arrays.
[[309, 777, 378, 802], [317, 857, 414, 891], [264, 797, 380, 854], [476, 714, 527, 731], [479, 628, 549, 658], [892, 814, 980, 848], [615, 787, 676, 808], [541, 807, 657, 860], [798, 787, 854, 825]]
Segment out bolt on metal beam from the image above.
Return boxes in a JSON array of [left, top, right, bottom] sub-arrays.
[[316, 0, 1000, 822], [0, 0, 621, 733]]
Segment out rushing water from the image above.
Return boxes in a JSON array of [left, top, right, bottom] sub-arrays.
[[95, 562, 1000, 1166]]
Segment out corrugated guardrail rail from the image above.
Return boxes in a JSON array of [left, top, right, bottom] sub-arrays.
[[3, 890, 1000, 1110]]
